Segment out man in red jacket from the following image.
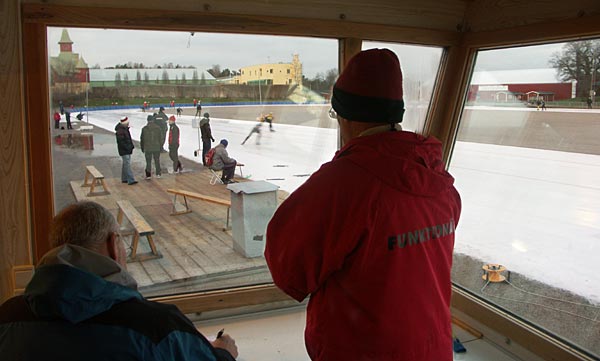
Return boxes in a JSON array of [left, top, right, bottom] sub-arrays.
[[265, 49, 461, 361]]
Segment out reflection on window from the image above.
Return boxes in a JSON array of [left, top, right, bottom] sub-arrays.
[[362, 41, 443, 133], [47, 27, 339, 297], [450, 40, 600, 357]]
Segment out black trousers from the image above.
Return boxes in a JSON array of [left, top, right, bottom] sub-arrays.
[[169, 145, 180, 171], [222, 161, 237, 181], [144, 151, 161, 176], [202, 139, 211, 165]]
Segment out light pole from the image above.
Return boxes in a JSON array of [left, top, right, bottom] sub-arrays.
[[258, 72, 262, 105], [591, 56, 597, 105], [85, 69, 89, 123], [590, 46, 599, 105]]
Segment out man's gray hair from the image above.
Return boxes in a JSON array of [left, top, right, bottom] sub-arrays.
[[50, 201, 119, 250]]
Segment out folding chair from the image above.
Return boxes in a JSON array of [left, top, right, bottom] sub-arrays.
[[209, 168, 224, 185]]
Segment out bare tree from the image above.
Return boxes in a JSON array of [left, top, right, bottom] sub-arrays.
[[208, 64, 221, 78], [549, 40, 600, 97]]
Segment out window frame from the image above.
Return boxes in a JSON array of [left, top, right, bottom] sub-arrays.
[[21, 4, 600, 360]]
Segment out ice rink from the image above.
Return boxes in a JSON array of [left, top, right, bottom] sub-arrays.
[[85, 106, 600, 303]]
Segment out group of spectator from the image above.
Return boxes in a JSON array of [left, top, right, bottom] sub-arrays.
[[116, 106, 183, 184], [115, 105, 240, 184]]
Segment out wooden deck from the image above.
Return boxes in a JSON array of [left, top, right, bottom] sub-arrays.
[[70, 168, 288, 293]]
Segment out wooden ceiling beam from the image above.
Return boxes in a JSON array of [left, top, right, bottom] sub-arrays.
[[21, 4, 461, 47], [463, 6, 600, 48]]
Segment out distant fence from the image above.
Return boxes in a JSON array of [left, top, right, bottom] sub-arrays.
[[69, 100, 328, 113], [466, 100, 596, 109]]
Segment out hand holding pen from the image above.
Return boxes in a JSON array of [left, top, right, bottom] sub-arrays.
[[211, 328, 238, 359]]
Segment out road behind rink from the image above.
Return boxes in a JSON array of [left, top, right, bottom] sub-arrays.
[[184, 104, 600, 155], [458, 107, 600, 155]]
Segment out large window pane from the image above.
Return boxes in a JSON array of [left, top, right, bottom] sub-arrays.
[[363, 41, 443, 133], [450, 41, 600, 357], [48, 27, 338, 297]]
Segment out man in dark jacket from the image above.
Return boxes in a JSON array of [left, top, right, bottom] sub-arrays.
[[195, 100, 202, 117], [115, 116, 138, 185], [265, 49, 461, 361], [141, 115, 162, 179], [65, 111, 72, 129], [0, 201, 238, 360], [200, 112, 215, 165], [155, 107, 169, 152], [168, 115, 182, 173]]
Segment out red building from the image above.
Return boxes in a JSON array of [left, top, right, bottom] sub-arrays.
[[468, 69, 574, 103], [49, 29, 89, 94]]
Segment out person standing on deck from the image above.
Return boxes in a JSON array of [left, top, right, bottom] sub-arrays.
[[168, 115, 183, 173]]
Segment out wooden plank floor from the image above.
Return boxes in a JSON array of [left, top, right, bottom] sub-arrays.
[[70, 168, 288, 290]]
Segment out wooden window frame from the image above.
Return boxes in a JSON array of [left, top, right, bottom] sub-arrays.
[[21, 4, 600, 360]]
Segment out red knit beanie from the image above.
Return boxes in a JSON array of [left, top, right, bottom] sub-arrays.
[[332, 48, 405, 123]]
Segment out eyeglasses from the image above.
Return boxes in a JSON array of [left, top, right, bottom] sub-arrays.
[[328, 107, 337, 120]]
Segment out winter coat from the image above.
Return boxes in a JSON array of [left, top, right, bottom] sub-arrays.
[[169, 123, 180, 148], [140, 121, 163, 153], [0, 245, 235, 361], [211, 144, 235, 171], [265, 130, 461, 361], [115, 122, 134, 156], [155, 111, 169, 132], [200, 117, 214, 141]]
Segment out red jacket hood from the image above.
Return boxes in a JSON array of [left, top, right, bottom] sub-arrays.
[[334, 130, 454, 197]]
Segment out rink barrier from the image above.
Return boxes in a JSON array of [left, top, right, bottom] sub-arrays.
[[70, 100, 328, 113]]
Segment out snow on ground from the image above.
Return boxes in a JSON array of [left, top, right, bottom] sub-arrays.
[[86, 107, 600, 303], [449, 142, 600, 303]]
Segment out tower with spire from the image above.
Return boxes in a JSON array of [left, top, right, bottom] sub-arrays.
[[58, 29, 73, 53]]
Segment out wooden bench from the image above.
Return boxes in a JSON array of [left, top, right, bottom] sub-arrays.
[[81, 165, 109, 196], [167, 188, 231, 229], [116, 200, 161, 262]]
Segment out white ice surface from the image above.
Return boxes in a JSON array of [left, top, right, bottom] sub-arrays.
[[89, 107, 337, 193], [85, 107, 600, 303]]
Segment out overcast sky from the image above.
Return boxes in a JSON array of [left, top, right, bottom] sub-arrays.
[[48, 27, 567, 79], [48, 27, 338, 78]]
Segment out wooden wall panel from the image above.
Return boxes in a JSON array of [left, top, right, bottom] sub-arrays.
[[22, 23, 53, 262], [22, 0, 467, 32], [0, 0, 32, 303]]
